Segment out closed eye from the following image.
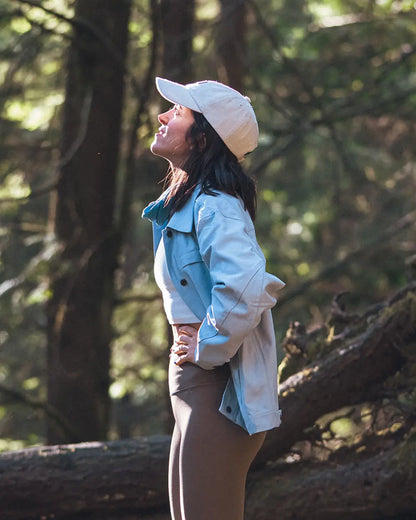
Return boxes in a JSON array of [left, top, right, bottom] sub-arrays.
[[173, 104, 184, 114]]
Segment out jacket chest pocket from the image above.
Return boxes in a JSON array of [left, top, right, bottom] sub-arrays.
[[175, 248, 204, 269], [171, 246, 211, 316]]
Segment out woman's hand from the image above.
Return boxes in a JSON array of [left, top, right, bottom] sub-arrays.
[[170, 325, 198, 366]]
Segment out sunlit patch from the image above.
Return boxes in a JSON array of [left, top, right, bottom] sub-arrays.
[[287, 221, 303, 235], [0, 173, 30, 199], [5, 93, 64, 131]]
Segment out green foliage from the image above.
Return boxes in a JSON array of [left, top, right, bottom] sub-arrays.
[[0, 0, 415, 447], [246, 0, 416, 332]]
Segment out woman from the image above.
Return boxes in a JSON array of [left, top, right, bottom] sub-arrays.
[[143, 77, 285, 520]]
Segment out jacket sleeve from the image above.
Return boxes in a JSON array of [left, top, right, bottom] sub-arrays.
[[194, 195, 284, 370]]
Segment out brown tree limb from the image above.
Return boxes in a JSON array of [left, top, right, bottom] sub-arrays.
[[1, 434, 415, 520], [277, 211, 416, 307], [114, 292, 162, 306], [0, 437, 170, 520], [246, 433, 416, 520], [15, 0, 144, 97], [0, 383, 81, 442], [257, 283, 416, 465], [0, 181, 57, 205], [15, 0, 127, 71]]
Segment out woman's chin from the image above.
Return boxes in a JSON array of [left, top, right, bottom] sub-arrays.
[[150, 142, 165, 159]]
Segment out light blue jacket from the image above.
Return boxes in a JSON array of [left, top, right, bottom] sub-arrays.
[[143, 187, 285, 434]]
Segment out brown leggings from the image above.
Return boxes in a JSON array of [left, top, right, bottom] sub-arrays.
[[168, 360, 266, 520]]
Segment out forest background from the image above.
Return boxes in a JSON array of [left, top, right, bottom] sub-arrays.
[[0, 0, 415, 518]]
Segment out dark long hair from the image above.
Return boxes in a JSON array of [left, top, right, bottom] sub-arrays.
[[165, 111, 257, 220]]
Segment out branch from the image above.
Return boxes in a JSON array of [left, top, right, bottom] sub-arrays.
[[327, 122, 365, 181], [0, 437, 171, 520], [114, 292, 162, 306], [0, 88, 92, 206], [278, 209, 416, 307], [249, 133, 303, 179], [257, 282, 416, 466], [0, 383, 81, 442], [14, 0, 75, 26], [16, 0, 142, 96], [15, 0, 122, 65], [16, 6, 74, 41], [246, 435, 416, 520], [0, 238, 60, 298], [324, 43, 416, 116], [247, 0, 416, 174], [319, 85, 416, 124], [0, 181, 57, 205]]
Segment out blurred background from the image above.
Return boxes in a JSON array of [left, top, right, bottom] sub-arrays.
[[0, 0, 415, 450]]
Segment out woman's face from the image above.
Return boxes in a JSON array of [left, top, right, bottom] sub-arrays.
[[151, 104, 195, 167]]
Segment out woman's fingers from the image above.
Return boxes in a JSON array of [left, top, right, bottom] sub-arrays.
[[178, 325, 197, 337], [171, 342, 196, 365], [171, 343, 189, 354], [171, 347, 190, 365], [173, 354, 187, 366], [170, 325, 199, 365]]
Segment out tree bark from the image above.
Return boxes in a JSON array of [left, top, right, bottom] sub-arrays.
[[246, 435, 416, 520], [0, 437, 170, 520], [257, 282, 416, 466], [158, 0, 195, 83], [0, 436, 415, 520], [47, 0, 131, 444], [217, 0, 247, 91]]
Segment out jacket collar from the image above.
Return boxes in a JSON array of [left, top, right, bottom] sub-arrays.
[[167, 187, 201, 233], [142, 186, 201, 233], [141, 187, 172, 225]]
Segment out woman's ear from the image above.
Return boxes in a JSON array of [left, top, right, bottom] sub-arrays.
[[196, 133, 206, 152]]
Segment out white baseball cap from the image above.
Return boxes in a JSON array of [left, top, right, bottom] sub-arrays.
[[155, 77, 259, 161]]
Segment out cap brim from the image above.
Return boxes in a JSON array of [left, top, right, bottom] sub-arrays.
[[155, 77, 201, 112]]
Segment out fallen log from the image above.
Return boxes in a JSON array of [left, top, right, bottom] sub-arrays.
[[0, 437, 170, 520], [257, 283, 415, 466], [246, 434, 416, 520]]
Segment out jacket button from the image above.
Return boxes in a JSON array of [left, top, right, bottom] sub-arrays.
[[180, 279, 188, 286], [226, 406, 232, 413], [166, 230, 172, 238]]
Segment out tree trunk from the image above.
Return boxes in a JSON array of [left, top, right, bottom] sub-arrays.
[[2, 283, 415, 519], [47, 0, 131, 444], [154, 0, 197, 432], [217, 0, 247, 91], [158, 0, 195, 83]]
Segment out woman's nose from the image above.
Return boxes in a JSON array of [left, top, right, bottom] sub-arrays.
[[158, 110, 170, 124]]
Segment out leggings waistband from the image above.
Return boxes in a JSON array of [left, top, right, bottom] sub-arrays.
[[168, 358, 230, 396]]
